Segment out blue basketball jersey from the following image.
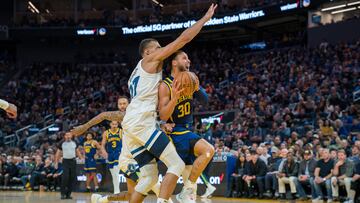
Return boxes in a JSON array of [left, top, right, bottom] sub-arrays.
[[105, 128, 122, 153], [84, 141, 97, 159], [163, 76, 193, 127]]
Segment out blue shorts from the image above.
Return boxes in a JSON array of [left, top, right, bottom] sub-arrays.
[[169, 127, 201, 165], [84, 158, 97, 173], [107, 150, 120, 169]]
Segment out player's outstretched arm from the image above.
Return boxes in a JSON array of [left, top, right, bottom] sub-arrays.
[[147, 4, 217, 63], [0, 99, 17, 118], [71, 111, 125, 136], [193, 86, 209, 106]]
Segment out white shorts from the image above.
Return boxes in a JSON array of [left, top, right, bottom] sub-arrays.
[[122, 113, 172, 168], [118, 140, 138, 176]]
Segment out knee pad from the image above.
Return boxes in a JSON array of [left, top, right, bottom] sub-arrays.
[[135, 163, 159, 195], [160, 143, 185, 177]]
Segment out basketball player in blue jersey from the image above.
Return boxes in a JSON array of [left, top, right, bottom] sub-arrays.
[[82, 132, 101, 192], [122, 4, 217, 203], [100, 120, 122, 195], [158, 50, 215, 203]]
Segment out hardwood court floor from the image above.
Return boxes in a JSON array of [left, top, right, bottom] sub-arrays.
[[0, 191, 312, 203]]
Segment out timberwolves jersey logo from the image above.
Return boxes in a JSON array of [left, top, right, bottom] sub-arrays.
[[128, 163, 139, 173]]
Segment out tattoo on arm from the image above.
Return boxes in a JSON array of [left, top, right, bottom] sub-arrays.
[[85, 111, 124, 128]]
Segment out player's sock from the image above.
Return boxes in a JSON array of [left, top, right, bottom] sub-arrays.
[[184, 179, 196, 189], [110, 165, 120, 194], [157, 198, 168, 203], [181, 165, 192, 184]]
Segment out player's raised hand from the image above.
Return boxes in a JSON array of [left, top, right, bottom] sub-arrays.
[[203, 3, 218, 21], [70, 124, 87, 136], [6, 103, 17, 119], [172, 79, 184, 100]]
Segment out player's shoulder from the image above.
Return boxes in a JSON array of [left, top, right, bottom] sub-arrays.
[[161, 76, 173, 89], [162, 76, 173, 83]]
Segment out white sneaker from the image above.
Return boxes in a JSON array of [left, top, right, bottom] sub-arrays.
[[91, 194, 102, 203], [201, 185, 216, 198], [327, 199, 333, 203], [176, 188, 196, 203]]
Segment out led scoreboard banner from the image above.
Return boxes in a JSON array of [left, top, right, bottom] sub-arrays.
[[121, 1, 309, 35], [9, 1, 312, 39]]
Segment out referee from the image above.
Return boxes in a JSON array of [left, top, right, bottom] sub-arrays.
[[55, 132, 79, 199]]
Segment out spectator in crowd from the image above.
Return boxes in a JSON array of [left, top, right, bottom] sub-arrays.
[[243, 150, 267, 198], [314, 148, 334, 202], [331, 149, 356, 202], [41, 157, 55, 191], [294, 150, 317, 200], [228, 153, 246, 198], [29, 155, 44, 190], [0, 155, 18, 188], [20, 156, 35, 190], [277, 151, 299, 200], [264, 147, 282, 199]]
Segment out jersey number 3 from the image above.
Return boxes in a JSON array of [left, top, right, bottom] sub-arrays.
[[129, 76, 140, 98], [178, 102, 191, 118]]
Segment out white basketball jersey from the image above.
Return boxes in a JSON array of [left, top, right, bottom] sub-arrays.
[[124, 60, 162, 119]]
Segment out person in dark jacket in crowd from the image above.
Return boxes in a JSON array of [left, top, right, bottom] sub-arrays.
[[331, 149, 355, 202], [277, 151, 299, 200], [243, 150, 267, 198], [264, 147, 283, 199], [228, 153, 247, 198], [29, 155, 44, 190], [294, 150, 317, 200], [52, 162, 63, 191], [20, 156, 35, 190], [41, 157, 55, 191], [0, 156, 19, 187]]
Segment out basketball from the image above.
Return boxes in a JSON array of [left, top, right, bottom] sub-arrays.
[[176, 71, 199, 97]]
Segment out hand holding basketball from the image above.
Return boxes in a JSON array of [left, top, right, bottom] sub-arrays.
[[175, 71, 199, 97]]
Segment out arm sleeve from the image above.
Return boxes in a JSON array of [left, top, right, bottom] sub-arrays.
[[193, 86, 209, 106], [290, 162, 299, 177]]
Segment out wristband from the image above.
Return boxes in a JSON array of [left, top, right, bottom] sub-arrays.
[[323, 178, 326, 181], [158, 120, 167, 125], [0, 99, 9, 110]]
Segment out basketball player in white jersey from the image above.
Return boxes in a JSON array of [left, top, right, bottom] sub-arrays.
[[70, 97, 174, 203], [122, 4, 217, 203], [0, 99, 17, 118]]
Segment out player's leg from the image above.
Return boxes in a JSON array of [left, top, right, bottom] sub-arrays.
[[189, 139, 215, 184], [200, 161, 216, 198], [109, 165, 120, 194], [147, 130, 185, 202], [92, 172, 99, 192], [178, 136, 214, 202], [108, 152, 120, 194], [130, 129, 185, 203], [85, 172, 91, 191], [92, 166, 139, 203], [129, 161, 158, 203]]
